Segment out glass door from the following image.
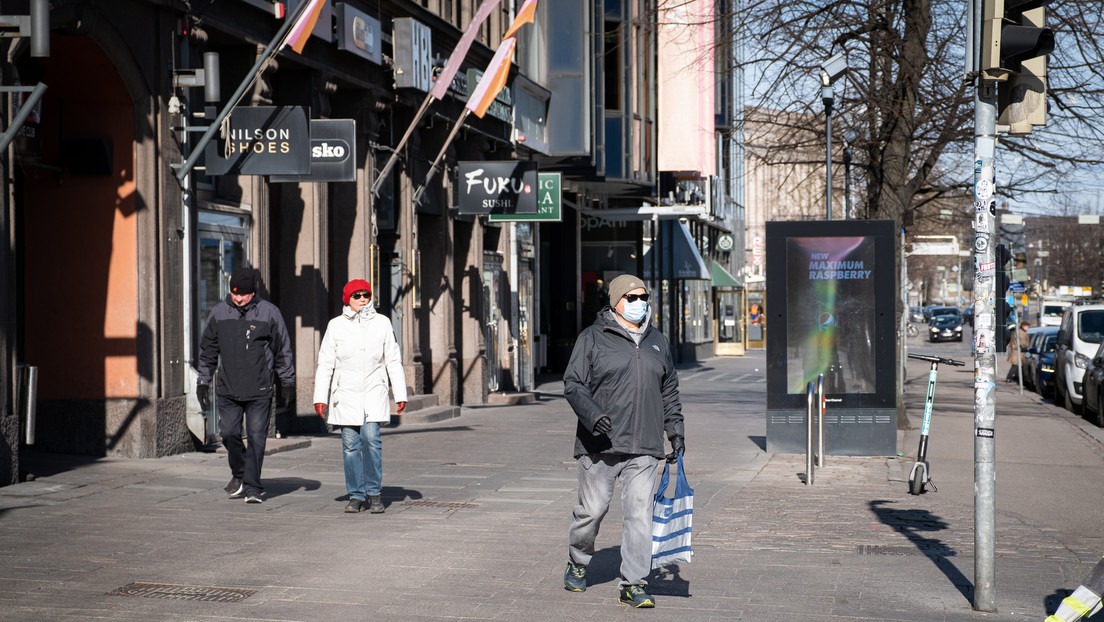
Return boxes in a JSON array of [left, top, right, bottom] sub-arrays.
[[713, 288, 746, 356], [194, 210, 250, 443]]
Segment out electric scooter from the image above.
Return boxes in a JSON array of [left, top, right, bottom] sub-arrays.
[[906, 352, 965, 495]]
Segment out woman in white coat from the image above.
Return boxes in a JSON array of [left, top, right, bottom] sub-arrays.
[[313, 279, 407, 513]]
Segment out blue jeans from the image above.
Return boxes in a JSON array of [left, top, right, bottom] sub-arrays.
[[568, 453, 660, 587], [340, 423, 382, 500]]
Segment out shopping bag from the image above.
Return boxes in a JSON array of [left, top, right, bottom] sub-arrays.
[[651, 453, 693, 568]]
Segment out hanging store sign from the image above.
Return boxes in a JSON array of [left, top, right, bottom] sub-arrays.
[[457, 161, 538, 215], [393, 18, 433, 92], [335, 3, 381, 64], [270, 119, 357, 183], [489, 173, 560, 222], [204, 106, 310, 176]]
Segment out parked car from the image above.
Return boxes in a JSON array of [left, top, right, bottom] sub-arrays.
[[1039, 298, 1071, 327], [1034, 330, 1059, 399], [1022, 326, 1056, 392], [1054, 304, 1104, 413], [1080, 342, 1104, 427], [928, 311, 964, 342], [909, 306, 924, 323]]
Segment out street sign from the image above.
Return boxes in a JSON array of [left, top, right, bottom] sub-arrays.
[[1009, 282, 1025, 293]]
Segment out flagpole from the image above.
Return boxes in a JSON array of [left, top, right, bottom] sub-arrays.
[[173, 0, 313, 183], [370, 93, 433, 196], [411, 108, 471, 205]]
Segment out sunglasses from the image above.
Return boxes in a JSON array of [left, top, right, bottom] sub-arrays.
[[622, 293, 649, 303], [350, 291, 371, 300]]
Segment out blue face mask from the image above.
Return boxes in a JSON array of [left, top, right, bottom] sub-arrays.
[[621, 300, 648, 324]]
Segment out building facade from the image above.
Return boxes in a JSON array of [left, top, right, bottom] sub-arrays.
[[0, 0, 745, 485]]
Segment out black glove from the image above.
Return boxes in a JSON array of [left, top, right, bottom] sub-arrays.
[[665, 435, 685, 463], [197, 384, 211, 411], [593, 416, 612, 435]]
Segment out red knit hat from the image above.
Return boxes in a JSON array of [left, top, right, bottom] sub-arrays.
[[342, 279, 372, 305]]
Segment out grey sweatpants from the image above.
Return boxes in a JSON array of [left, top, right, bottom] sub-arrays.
[[568, 453, 660, 586]]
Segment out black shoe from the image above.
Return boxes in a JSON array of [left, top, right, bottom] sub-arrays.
[[225, 477, 243, 495], [563, 562, 587, 592], [245, 493, 263, 504], [345, 499, 364, 513], [367, 495, 385, 514], [619, 585, 655, 608], [228, 482, 245, 499]]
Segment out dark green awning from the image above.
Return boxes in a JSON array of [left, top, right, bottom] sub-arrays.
[[711, 262, 742, 288]]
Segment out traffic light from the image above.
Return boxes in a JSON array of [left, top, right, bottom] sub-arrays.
[[996, 243, 1011, 353], [981, 0, 1055, 134]]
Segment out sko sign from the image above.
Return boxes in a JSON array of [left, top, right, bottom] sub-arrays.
[[270, 119, 356, 183]]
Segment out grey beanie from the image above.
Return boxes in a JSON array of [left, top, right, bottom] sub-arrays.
[[608, 274, 647, 307]]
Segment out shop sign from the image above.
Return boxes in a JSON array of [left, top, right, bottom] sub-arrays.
[[204, 106, 310, 176], [457, 161, 538, 215], [489, 173, 560, 222], [269, 119, 356, 183], [335, 3, 381, 64], [393, 18, 433, 92]]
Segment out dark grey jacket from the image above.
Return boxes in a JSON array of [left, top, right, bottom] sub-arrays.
[[563, 307, 684, 459], [197, 296, 296, 400]]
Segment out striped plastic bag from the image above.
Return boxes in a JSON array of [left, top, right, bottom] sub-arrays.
[[651, 453, 694, 568]]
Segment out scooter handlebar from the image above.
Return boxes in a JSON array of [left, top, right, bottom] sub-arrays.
[[907, 352, 966, 367]]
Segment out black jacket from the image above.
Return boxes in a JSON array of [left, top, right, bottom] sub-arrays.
[[197, 296, 296, 400], [563, 307, 684, 459]]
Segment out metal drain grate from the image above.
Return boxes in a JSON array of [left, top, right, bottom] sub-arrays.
[[403, 499, 478, 509], [852, 545, 958, 559], [856, 545, 928, 556], [108, 582, 257, 602]]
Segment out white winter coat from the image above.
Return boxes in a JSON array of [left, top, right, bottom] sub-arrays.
[[313, 304, 408, 425]]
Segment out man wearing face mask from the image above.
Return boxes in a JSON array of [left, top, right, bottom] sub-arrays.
[[561, 274, 685, 608]]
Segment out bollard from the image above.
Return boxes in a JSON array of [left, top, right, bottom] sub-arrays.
[[816, 374, 826, 468], [805, 381, 815, 485], [18, 364, 38, 445]]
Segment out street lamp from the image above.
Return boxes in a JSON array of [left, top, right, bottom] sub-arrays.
[[820, 52, 848, 221]]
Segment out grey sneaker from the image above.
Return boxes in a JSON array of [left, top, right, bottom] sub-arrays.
[[367, 495, 385, 514], [245, 493, 263, 504], [224, 477, 242, 494], [345, 499, 364, 513], [228, 482, 245, 499], [619, 584, 654, 608], [563, 562, 587, 592]]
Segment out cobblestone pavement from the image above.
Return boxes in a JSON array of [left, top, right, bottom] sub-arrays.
[[2, 340, 1104, 621]]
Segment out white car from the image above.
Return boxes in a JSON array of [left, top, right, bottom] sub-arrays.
[[1054, 304, 1104, 412], [1039, 299, 1071, 327]]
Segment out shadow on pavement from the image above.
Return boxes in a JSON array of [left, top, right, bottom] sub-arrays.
[[18, 450, 103, 480], [868, 499, 974, 602], [264, 477, 322, 499], [649, 564, 691, 597]]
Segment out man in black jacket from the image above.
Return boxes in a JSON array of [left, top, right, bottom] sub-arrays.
[[561, 274, 685, 608], [197, 268, 296, 504]]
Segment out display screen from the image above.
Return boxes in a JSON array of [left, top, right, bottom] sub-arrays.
[[785, 236, 877, 394]]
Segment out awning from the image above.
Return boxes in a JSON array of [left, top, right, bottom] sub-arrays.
[[711, 262, 742, 288], [642, 220, 710, 280]]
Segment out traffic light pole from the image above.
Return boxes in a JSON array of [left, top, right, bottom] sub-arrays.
[[973, 29, 999, 617]]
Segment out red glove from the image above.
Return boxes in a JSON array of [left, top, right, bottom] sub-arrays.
[[313, 403, 326, 419], [396, 401, 407, 414]]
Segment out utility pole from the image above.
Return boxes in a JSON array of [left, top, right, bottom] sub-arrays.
[[972, 0, 998, 610]]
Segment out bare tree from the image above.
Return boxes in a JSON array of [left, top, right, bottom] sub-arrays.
[[727, 0, 1104, 223]]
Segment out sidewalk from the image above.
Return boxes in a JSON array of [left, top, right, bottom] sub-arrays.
[[2, 347, 1103, 621]]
